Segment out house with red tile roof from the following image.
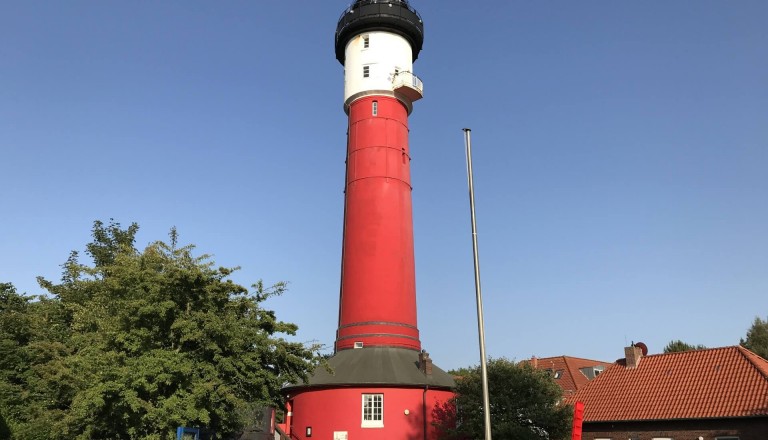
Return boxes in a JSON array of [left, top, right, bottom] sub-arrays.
[[568, 344, 768, 440], [523, 355, 612, 396]]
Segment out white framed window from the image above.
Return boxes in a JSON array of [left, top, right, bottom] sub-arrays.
[[363, 65, 370, 78], [361, 394, 383, 428], [372, 101, 378, 116], [363, 35, 370, 49]]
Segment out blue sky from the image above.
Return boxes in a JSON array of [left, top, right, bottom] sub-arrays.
[[2, 1, 766, 371]]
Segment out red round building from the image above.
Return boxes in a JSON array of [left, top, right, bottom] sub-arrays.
[[282, 2, 455, 439]]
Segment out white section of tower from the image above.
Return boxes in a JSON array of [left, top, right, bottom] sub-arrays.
[[343, 31, 414, 105]]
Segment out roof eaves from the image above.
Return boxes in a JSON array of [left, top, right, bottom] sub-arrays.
[[587, 414, 768, 424], [737, 345, 768, 381]]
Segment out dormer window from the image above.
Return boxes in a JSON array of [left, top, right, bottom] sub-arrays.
[[545, 368, 563, 379], [579, 365, 605, 379]]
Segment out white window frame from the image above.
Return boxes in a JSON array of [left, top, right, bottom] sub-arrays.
[[361, 393, 383, 428], [372, 101, 378, 116]]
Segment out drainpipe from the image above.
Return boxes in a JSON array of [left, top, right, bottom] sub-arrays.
[[285, 400, 293, 438], [423, 385, 429, 440]]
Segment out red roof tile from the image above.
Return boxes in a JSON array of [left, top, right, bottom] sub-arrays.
[[568, 346, 768, 421], [525, 356, 612, 396]]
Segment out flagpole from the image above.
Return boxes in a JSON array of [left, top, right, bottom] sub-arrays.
[[463, 128, 492, 440]]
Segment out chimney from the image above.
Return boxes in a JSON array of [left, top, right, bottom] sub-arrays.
[[419, 350, 433, 376], [625, 343, 643, 369], [531, 356, 538, 368]]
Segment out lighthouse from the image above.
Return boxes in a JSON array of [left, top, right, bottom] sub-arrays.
[[282, 1, 454, 439]]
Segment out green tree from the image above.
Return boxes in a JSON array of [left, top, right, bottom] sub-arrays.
[[741, 316, 768, 359], [0, 282, 70, 439], [3, 220, 321, 439], [663, 340, 706, 353], [0, 282, 29, 437], [438, 358, 572, 440]]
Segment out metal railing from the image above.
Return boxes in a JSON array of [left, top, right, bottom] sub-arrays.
[[335, 0, 424, 47], [274, 425, 292, 440], [337, 0, 422, 23]]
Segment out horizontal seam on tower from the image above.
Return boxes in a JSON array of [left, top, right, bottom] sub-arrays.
[[337, 333, 421, 341], [348, 144, 409, 153], [347, 176, 412, 188], [338, 321, 418, 329], [351, 117, 408, 129]]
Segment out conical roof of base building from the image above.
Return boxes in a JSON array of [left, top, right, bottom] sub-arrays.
[[284, 347, 454, 392]]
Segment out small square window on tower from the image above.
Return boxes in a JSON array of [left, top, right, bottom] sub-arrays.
[[363, 35, 370, 49], [363, 65, 370, 78], [361, 394, 383, 428]]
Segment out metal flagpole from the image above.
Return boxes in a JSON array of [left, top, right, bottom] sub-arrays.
[[463, 128, 492, 440]]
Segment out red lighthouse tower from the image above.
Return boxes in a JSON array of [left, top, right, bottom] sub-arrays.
[[282, 2, 454, 439]]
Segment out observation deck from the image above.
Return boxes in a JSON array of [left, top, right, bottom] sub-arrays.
[[392, 70, 423, 102]]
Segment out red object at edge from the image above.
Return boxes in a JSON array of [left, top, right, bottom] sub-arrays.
[[571, 400, 584, 440]]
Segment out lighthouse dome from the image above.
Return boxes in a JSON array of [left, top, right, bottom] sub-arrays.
[[335, 0, 424, 64]]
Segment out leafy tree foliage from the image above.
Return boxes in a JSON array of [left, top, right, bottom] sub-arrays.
[[663, 340, 707, 353], [741, 316, 768, 359], [0, 282, 28, 437], [1, 220, 320, 439], [0, 281, 68, 438], [438, 358, 571, 440]]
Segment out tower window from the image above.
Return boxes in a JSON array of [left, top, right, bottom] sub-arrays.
[[372, 101, 378, 116], [363, 35, 370, 48], [363, 65, 370, 78], [361, 394, 383, 428]]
